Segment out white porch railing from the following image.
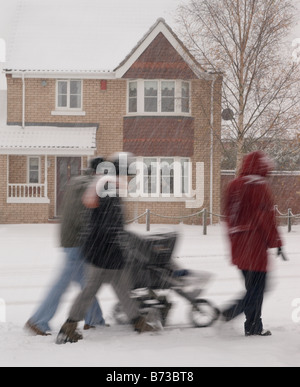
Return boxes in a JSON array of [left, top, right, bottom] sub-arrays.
[[7, 184, 50, 204]]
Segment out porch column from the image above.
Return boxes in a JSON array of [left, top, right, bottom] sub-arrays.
[[6, 155, 9, 200], [44, 155, 48, 198], [0, 155, 8, 223]]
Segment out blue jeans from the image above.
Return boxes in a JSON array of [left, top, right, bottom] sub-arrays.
[[29, 247, 105, 332]]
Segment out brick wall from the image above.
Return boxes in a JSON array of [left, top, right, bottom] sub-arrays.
[[4, 71, 223, 224], [123, 33, 196, 79], [221, 172, 300, 224]]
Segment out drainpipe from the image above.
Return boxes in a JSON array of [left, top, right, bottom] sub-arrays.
[[210, 74, 217, 225], [22, 71, 25, 128]]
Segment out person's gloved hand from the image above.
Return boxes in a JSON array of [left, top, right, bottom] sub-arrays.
[[277, 247, 288, 261]]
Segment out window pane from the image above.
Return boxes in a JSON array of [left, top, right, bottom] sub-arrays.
[[29, 158, 39, 183], [162, 98, 175, 112], [161, 81, 175, 112], [129, 99, 137, 112], [70, 81, 81, 108], [70, 80, 81, 94], [30, 158, 39, 169], [145, 98, 158, 112], [182, 82, 190, 113], [129, 82, 137, 113], [58, 81, 68, 107], [30, 171, 39, 184], [181, 158, 190, 194], [144, 158, 157, 194], [70, 95, 81, 108], [58, 95, 67, 107], [144, 81, 158, 112], [161, 158, 174, 194], [129, 82, 137, 98], [58, 81, 67, 94]]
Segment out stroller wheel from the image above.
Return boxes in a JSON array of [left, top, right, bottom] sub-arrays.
[[191, 299, 220, 328]]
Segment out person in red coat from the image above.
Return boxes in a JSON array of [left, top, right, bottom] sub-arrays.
[[222, 150, 283, 336]]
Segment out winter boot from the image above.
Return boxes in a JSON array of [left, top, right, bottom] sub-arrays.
[[245, 329, 272, 337], [132, 316, 160, 333], [24, 320, 51, 337], [83, 324, 96, 330], [56, 320, 83, 344]]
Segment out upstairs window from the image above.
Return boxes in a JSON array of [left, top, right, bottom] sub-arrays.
[[127, 80, 191, 115], [56, 80, 82, 110]]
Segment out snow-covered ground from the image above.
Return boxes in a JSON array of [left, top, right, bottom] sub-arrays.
[[0, 222, 299, 367]]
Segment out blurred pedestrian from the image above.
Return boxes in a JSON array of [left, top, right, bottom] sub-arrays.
[[25, 157, 106, 336], [221, 151, 283, 336], [56, 153, 158, 344]]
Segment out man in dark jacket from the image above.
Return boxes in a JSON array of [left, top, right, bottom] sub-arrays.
[[221, 151, 283, 336], [56, 153, 157, 344], [25, 158, 106, 336]]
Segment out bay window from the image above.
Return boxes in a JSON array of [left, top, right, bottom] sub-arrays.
[[127, 80, 191, 115], [129, 157, 191, 199]]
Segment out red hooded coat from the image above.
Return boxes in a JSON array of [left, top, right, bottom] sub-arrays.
[[224, 151, 282, 272]]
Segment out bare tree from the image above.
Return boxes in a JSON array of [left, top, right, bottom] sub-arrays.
[[176, 0, 300, 171]]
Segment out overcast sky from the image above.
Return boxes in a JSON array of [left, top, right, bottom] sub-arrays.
[[1, 0, 300, 68], [0, 0, 187, 61]]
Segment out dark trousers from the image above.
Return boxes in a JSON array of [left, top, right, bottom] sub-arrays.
[[222, 270, 267, 335]]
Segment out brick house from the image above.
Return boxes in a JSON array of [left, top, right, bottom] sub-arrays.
[[0, 17, 223, 224]]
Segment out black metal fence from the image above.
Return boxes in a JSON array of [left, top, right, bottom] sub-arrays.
[[126, 206, 300, 235]]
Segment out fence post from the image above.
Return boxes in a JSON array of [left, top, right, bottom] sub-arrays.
[[288, 208, 292, 233], [146, 209, 151, 232], [203, 208, 207, 235]]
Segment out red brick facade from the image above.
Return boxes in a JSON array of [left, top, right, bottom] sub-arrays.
[[123, 33, 196, 79], [123, 116, 194, 157]]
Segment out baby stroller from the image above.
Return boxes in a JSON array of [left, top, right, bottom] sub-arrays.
[[113, 231, 220, 328]]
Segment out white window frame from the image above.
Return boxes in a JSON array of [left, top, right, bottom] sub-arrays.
[[55, 79, 83, 112], [127, 80, 191, 116], [27, 156, 41, 184]]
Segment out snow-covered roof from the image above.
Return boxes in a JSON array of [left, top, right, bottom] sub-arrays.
[[4, 0, 184, 74], [0, 126, 97, 155]]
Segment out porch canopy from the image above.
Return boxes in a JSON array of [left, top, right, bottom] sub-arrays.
[[0, 126, 97, 155], [0, 125, 97, 203]]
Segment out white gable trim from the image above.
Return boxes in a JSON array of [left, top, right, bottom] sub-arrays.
[[115, 20, 211, 80]]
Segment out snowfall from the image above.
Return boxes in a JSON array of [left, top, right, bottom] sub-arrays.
[[0, 221, 299, 368]]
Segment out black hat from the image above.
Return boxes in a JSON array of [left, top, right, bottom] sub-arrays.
[[89, 156, 105, 172]]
